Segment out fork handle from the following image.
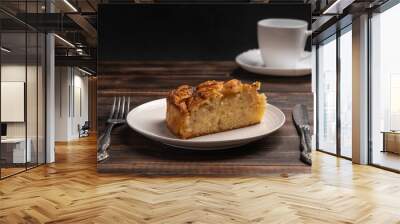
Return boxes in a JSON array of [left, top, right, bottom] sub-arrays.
[[299, 125, 312, 165], [97, 123, 115, 162]]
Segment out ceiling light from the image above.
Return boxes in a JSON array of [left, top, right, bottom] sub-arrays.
[[78, 67, 93, 76], [1, 47, 11, 53], [76, 48, 85, 55], [63, 0, 78, 12], [54, 34, 75, 48], [323, 0, 354, 15]]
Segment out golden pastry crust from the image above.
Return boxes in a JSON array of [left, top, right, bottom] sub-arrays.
[[166, 79, 266, 139], [167, 79, 261, 113]]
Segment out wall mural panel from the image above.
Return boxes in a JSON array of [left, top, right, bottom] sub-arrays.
[[97, 3, 313, 175]]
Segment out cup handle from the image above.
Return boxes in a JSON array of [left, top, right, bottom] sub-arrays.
[[300, 30, 312, 59]]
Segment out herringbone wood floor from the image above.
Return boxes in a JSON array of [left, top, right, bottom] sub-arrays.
[[1, 136, 400, 224]]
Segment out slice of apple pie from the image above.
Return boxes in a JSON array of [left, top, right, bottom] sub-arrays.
[[166, 79, 267, 139]]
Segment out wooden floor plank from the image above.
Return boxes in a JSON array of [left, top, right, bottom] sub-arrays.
[[1, 135, 400, 223]]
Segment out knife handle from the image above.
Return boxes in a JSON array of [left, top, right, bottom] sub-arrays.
[[299, 125, 312, 165]]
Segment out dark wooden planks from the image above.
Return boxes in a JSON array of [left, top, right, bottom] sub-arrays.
[[97, 61, 313, 175]]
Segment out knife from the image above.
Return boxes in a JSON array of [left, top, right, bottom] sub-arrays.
[[292, 104, 312, 165]]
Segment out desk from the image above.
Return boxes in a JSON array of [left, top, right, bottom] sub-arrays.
[[382, 131, 400, 154], [1, 138, 31, 164]]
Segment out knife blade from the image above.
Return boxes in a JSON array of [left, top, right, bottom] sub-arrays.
[[292, 104, 312, 165]]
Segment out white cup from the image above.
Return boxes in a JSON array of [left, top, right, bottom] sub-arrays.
[[257, 18, 311, 68]]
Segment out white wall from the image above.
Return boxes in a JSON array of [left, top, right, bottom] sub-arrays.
[[55, 67, 89, 141], [1, 65, 26, 136], [1, 82, 25, 122], [1, 65, 26, 139], [73, 73, 89, 136], [55, 66, 70, 141]]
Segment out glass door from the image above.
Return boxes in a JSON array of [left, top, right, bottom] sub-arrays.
[[317, 35, 337, 154]]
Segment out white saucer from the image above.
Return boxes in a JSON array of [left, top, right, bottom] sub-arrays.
[[235, 49, 311, 76], [127, 98, 285, 150]]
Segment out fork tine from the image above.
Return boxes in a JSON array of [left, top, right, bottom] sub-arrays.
[[114, 96, 122, 119], [108, 96, 117, 120], [119, 96, 126, 119], [125, 96, 131, 118]]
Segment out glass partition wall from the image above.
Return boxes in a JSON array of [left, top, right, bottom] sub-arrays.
[[0, 5, 46, 179], [316, 25, 352, 159]]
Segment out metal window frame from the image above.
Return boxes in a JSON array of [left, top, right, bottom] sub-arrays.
[[367, 0, 400, 173], [315, 22, 353, 161], [316, 0, 400, 171], [0, 0, 48, 180]]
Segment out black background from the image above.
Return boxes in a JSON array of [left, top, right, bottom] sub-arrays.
[[98, 4, 311, 61]]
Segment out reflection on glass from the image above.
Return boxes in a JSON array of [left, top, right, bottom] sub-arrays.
[[38, 33, 46, 165], [340, 29, 352, 158], [1, 32, 27, 177], [318, 36, 337, 154], [26, 0, 39, 169], [0, 2, 47, 179], [27, 30, 38, 169], [371, 4, 400, 171]]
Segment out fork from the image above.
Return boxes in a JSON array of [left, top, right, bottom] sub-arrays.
[[97, 96, 131, 162]]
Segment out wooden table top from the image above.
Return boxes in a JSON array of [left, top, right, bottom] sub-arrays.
[[97, 61, 313, 175]]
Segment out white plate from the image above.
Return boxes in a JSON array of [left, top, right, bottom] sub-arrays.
[[127, 98, 286, 150], [236, 49, 311, 77]]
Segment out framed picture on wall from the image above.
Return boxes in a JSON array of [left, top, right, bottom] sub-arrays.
[[1, 81, 25, 122]]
